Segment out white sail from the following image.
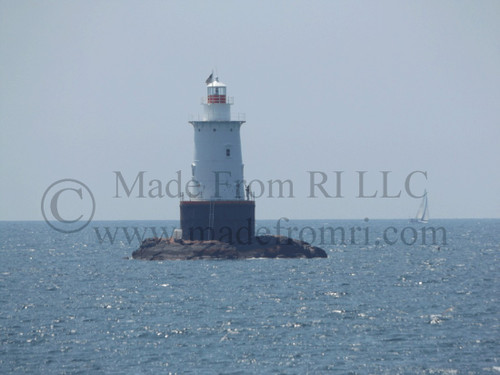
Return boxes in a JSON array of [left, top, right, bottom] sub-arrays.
[[414, 191, 429, 223]]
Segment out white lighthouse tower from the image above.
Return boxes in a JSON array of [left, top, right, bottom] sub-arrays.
[[190, 75, 245, 200], [180, 74, 255, 242]]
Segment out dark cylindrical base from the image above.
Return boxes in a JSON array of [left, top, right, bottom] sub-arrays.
[[180, 200, 255, 244]]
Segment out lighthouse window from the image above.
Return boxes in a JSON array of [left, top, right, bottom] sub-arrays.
[[226, 148, 230, 157], [208, 86, 226, 96]]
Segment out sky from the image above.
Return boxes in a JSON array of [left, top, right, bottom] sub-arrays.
[[1, 0, 499, 221]]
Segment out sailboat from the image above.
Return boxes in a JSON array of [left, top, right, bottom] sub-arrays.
[[410, 190, 429, 223]]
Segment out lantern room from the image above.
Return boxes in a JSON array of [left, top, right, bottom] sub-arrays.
[[207, 78, 227, 103]]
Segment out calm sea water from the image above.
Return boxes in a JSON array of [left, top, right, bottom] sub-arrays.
[[1, 219, 498, 374]]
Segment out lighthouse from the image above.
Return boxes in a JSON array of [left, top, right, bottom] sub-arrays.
[[131, 74, 327, 259], [180, 74, 255, 243]]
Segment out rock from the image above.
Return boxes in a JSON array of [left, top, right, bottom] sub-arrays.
[[132, 235, 327, 260]]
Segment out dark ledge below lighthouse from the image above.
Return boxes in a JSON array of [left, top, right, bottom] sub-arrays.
[[132, 235, 327, 261]]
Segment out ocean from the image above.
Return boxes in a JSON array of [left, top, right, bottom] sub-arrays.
[[1, 219, 498, 374]]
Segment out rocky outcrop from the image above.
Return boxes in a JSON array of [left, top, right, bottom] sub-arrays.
[[132, 235, 327, 260]]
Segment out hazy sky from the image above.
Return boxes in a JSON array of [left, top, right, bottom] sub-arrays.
[[1, 1, 499, 221]]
